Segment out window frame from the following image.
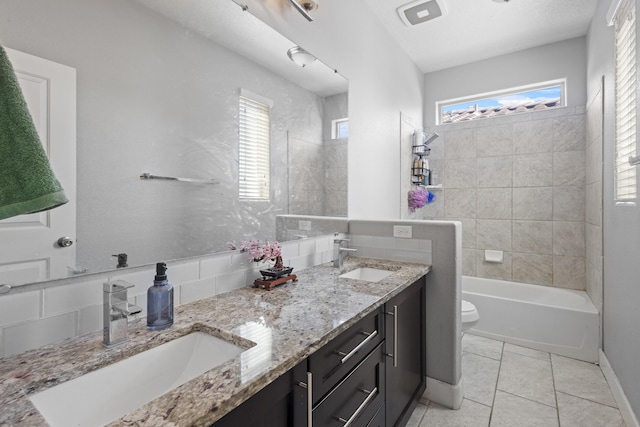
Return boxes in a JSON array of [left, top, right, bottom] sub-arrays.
[[331, 117, 349, 139], [436, 79, 567, 125]]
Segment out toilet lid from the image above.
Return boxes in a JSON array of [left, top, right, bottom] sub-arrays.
[[461, 300, 476, 313]]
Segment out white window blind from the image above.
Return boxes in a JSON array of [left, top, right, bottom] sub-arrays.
[[239, 95, 270, 200], [614, 0, 637, 201]]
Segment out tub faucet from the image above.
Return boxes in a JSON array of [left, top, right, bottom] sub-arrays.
[[333, 237, 357, 268], [103, 280, 142, 347]]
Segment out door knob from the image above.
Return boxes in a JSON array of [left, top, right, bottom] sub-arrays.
[[57, 237, 74, 247]]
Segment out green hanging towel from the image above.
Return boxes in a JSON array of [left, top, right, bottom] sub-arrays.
[[0, 44, 68, 220]]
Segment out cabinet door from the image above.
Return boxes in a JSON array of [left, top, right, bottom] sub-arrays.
[[212, 362, 308, 427], [385, 278, 426, 427]]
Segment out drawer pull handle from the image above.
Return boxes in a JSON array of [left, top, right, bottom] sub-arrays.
[[336, 387, 378, 427], [385, 305, 399, 367], [297, 372, 313, 427], [336, 330, 378, 364]]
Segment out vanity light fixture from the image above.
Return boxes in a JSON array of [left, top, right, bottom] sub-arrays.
[[287, 0, 318, 21], [287, 46, 316, 67]]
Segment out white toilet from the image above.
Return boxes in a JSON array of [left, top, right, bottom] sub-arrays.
[[461, 300, 479, 333]]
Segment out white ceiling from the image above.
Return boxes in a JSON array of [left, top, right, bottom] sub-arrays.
[[134, 0, 348, 97], [135, 0, 598, 95], [363, 0, 599, 73]]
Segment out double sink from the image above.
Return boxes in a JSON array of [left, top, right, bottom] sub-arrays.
[[28, 266, 393, 426]]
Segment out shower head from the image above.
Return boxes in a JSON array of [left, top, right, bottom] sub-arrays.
[[423, 132, 439, 145]]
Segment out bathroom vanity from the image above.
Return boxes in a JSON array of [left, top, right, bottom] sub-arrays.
[[0, 258, 429, 426], [215, 278, 425, 427]]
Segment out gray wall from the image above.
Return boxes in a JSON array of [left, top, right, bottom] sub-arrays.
[[0, 0, 330, 273], [588, 0, 640, 417], [423, 37, 588, 127]]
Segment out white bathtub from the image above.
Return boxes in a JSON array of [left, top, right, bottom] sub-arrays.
[[462, 276, 599, 362]]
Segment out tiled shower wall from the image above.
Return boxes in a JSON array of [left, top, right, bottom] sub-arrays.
[[288, 92, 348, 217], [420, 107, 587, 289], [585, 88, 604, 314]]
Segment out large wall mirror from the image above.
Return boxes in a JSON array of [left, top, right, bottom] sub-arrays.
[[0, 0, 348, 286]]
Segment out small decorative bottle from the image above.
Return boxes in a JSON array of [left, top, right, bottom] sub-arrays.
[[147, 262, 173, 330]]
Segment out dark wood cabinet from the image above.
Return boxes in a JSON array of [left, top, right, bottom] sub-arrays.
[[211, 362, 308, 427], [384, 278, 426, 427], [308, 307, 384, 405], [312, 343, 385, 427], [213, 276, 426, 427]]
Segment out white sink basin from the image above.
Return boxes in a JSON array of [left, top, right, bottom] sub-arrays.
[[339, 267, 393, 282], [30, 332, 245, 427]]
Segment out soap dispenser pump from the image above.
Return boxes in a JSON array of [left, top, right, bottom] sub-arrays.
[[147, 262, 174, 330]]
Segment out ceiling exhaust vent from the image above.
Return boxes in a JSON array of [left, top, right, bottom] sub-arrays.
[[397, 0, 448, 26]]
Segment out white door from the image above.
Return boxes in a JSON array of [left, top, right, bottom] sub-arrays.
[[0, 48, 76, 286]]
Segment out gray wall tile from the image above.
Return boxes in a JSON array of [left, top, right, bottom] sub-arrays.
[[512, 187, 553, 220], [514, 119, 554, 154], [513, 221, 553, 254], [553, 186, 586, 221], [513, 153, 553, 187], [477, 156, 513, 188]]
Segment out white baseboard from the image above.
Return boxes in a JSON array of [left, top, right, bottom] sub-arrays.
[[600, 349, 640, 427], [421, 376, 463, 410]]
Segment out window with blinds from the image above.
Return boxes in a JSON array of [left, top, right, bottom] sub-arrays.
[[239, 94, 270, 200], [614, 0, 637, 201]]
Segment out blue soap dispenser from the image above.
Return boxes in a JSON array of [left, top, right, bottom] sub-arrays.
[[147, 262, 173, 330]]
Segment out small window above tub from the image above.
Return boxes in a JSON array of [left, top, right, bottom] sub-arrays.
[[331, 118, 349, 139], [437, 80, 566, 125]]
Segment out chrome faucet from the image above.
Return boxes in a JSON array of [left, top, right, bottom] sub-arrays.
[[333, 237, 357, 268], [103, 280, 142, 347]]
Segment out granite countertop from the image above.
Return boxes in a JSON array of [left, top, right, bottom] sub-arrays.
[[0, 258, 431, 426]]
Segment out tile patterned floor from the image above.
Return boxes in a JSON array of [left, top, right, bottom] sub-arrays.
[[408, 334, 627, 427]]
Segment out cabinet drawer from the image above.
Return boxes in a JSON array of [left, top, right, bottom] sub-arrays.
[[313, 343, 385, 427], [309, 307, 384, 404], [366, 404, 385, 427]]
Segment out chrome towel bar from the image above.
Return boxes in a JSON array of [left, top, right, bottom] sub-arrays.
[[139, 172, 219, 184]]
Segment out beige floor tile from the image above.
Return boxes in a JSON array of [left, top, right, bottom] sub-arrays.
[[463, 333, 504, 360], [557, 392, 625, 427], [419, 399, 491, 427], [551, 354, 617, 408], [490, 391, 559, 427], [497, 351, 556, 407], [503, 343, 550, 361], [406, 403, 428, 427], [463, 352, 501, 406]]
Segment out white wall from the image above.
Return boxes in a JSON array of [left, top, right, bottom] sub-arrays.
[[423, 37, 588, 127], [0, 0, 327, 274], [587, 0, 640, 418], [239, 0, 425, 220]]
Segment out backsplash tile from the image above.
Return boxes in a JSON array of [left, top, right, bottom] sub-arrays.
[[0, 291, 40, 327], [43, 279, 103, 317], [200, 254, 232, 279], [78, 304, 103, 336], [181, 278, 216, 304], [4, 312, 77, 358], [0, 235, 339, 358]]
